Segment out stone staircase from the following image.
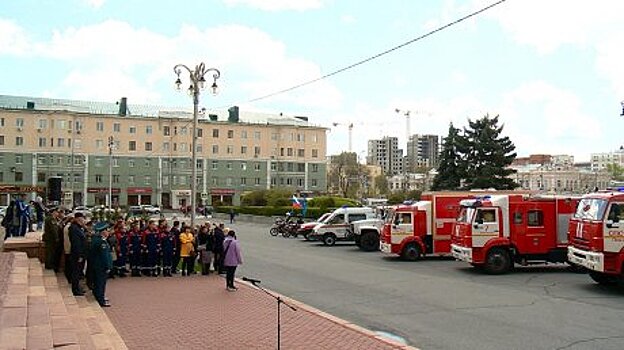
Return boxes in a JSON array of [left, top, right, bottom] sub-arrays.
[[0, 252, 127, 349]]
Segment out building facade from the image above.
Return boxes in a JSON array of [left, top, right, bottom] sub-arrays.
[[0, 95, 327, 207], [405, 134, 440, 172], [590, 148, 624, 171], [366, 136, 404, 175]]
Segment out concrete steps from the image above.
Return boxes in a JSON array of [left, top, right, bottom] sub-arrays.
[[0, 252, 127, 350]]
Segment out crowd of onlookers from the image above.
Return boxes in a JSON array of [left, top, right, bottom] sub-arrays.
[[1, 194, 47, 239], [34, 206, 244, 307]]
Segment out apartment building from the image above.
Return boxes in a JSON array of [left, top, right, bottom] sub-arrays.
[[0, 95, 327, 207], [405, 134, 440, 171], [366, 136, 404, 175]]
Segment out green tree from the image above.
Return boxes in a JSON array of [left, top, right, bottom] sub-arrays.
[[462, 114, 518, 190], [374, 174, 389, 196], [606, 163, 624, 181], [328, 152, 362, 198], [240, 190, 268, 206], [431, 123, 467, 190]]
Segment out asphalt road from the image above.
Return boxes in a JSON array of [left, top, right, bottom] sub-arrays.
[[228, 220, 624, 350]]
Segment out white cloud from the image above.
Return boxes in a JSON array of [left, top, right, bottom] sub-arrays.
[[222, 0, 324, 11], [0, 19, 30, 55]]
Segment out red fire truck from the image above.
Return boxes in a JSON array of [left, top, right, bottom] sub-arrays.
[[379, 192, 481, 261], [450, 194, 580, 274], [567, 191, 624, 286]]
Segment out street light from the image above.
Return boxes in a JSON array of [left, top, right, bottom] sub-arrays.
[[108, 136, 114, 210], [620, 101, 624, 117], [173, 62, 220, 230]]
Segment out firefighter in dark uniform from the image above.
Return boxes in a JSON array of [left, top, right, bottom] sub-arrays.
[[113, 220, 129, 277], [128, 221, 143, 277], [88, 222, 113, 307], [160, 222, 176, 277], [142, 220, 161, 277]]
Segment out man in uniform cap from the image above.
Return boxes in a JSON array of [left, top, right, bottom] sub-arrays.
[[89, 222, 113, 307]]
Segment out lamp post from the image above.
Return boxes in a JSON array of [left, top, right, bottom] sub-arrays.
[[173, 62, 220, 230], [108, 136, 114, 210]]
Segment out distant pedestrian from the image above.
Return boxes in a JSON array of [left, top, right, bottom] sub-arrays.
[[222, 230, 243, 291], [89, 222, 113, 307], [179, 226, 195, 276], [229, 208, 236, 224]]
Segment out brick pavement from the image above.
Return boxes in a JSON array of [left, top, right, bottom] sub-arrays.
[[104, 274, 415, 350], [0, 253, 15, 309]]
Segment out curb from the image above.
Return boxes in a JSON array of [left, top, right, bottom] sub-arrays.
[[237, 278, 419, 350]]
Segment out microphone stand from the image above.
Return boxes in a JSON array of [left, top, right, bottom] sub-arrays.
[[247, 279, 297, 350]]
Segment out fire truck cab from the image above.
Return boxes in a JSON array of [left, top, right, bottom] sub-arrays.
[[451, 194, 579, 274], [568, 191, 624, 286]]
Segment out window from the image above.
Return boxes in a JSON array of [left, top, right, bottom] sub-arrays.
[[280, 148, 285, 156], [96, 122, 104, 132], [297, 163, 305, 172], [38, 138, 47, 147], [180, 176, 186, 185], [254, 163, 261, 171], [113, 123, 121, 132], [241, 177, 247, 186], [241, 130, 247, 139], [312, 149, 319, 158], [144, 176, 151, 185], [297, 133, 304, 142], [271, 162, 277, 171], [163, 126, 170, 136], [286, 178, 292, 185], [287, 163, 294, 172], [180, 127, 188, 135], [311, 179, 318, 187], [180, 143, 187, 152], [0, 172, 4, 182], [57, 138, 65, 147], [527, 210, 544, 227], [163, 142, 170, 151], [37, 173, 46, 182], [95, 174, 103, 183], [311, 164, 319, 173], [74, 139, 82, 149], [129, 141, 136, 151], [129, 126, 136, 134], [228, 130, 234, 138], [15, 137, 23, 146], [196, 159, 203, 169], [240, 162, 247, 170], [0, 136, 4, 145], [15, 155, 23, 164], [287, 148, 293, 156], [57, 120, 66, 129], [241, 146, 247, 154], [146, 125, 153, 134], [197, 128, 203, 138], [271, 133, 278, 140], [0, 118, 3, 127], [226, 177, 233, 186], [163, 176, 169, 186], [16, 118, 24, 128], [212, 129, 219, 138], [312, 134, 318, 143], [254, 131, 261, 140], [145, 159, 151, 167], [112, 175, 120, 183], [254, 146, 261, 156], [14, 172, 23, 182], [145, 142, 153, 151], [128, 175, 135, 184], [212, 177, 218, 185], [128, 159, 135, 168], [38, 119, 47, 129], [212, 145, 219, 154], [476, 209, 496, 223], [255, 178, 261, 185], [271, 178, 277, 185], [227, 145, 234, 154], [226, 162, 232, 170], [112, 157, 119, 167], [212, 161, 218, 170], [297, 149, 305, 157], [297, 178, 304, 187], [96, 139, 104, 149], [95, 158, 103, 167], [513, 212, 523, 224]]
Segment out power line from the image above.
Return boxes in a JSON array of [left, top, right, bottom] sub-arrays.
[[239, 0, 507, 105]]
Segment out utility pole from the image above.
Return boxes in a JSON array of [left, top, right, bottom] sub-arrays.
[[108, 136, 114, 210]]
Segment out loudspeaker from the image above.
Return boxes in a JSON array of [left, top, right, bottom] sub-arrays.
[[47, 177, 62, 202]]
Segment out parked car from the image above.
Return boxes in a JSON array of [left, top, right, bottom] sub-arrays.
[[140, 205, 161, 215]]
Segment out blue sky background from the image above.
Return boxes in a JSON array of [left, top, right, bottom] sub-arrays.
[[1, 0, 623, 162]]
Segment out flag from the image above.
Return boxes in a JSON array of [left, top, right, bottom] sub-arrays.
[[291, 195, 302, 209]]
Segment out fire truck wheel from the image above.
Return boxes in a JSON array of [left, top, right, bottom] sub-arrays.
[[589, 272, 618, 286], [401, 243, 421, 261], [323, 233, 337, 246], [360, 232, 379, 252], [484, 248, 511, 275]]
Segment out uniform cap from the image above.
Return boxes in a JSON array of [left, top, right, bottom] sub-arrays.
[[94, 221, 109, 233]]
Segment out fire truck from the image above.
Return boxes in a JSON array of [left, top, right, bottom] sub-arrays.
[[450, 194, 580, 274], [567, 191, 624, 286], [380, 192, 481, 260]]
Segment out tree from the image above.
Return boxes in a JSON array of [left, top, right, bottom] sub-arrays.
[[374, 174, 389, 196], [431, 123, 467, 190], [606, 163, 624, 181], [462, 114, 518, 190], [328, 152, 363, 198]]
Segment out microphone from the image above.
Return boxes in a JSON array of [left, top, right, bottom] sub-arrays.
[[242, 276, 261, 284]]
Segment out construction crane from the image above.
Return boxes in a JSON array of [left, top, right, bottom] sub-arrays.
[[332, 122, 354, 152], [395, 108, 432, 142]]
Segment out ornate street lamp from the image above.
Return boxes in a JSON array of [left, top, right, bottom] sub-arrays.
[[173, 62, 220, 230]]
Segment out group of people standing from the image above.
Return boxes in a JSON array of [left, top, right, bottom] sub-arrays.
[[42, 209, 244, 308], [1, 194, 46, 239]]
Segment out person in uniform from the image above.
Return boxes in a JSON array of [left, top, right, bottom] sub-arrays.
[[42, 207, 63, 271], [113, 220, 129, 277], [170, 221, 181, 274], [142, 220, 161, 277], [68, 213, 87, 296], [89, 222, 113, 307], [212, 223, 225, 274], [128, 221, 143, 277], [160, 222, 176, 277]]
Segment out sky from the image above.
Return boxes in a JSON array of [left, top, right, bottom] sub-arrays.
[[1, 0, 623, 163]]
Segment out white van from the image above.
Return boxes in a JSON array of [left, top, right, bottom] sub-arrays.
[[309, 207, 376, 246]]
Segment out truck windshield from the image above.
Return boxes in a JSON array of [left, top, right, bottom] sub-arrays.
[[385, 209, 396, 224], [574, 198, 608, 220], [457, 207, 475, 223]]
